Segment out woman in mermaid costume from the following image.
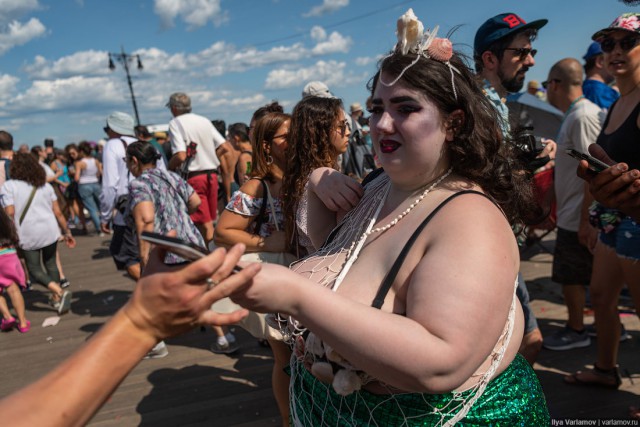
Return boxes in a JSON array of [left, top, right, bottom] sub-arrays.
[[229, 9, 549, 426]]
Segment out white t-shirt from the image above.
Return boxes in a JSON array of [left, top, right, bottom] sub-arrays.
[[0, 180, 60, 250], [554, 99, 605, 232], [169, 112, 226, 172]]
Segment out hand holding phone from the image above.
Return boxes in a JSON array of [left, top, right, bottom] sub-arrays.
[[140, 231, 242, 273], [566, 149, 610, 173]]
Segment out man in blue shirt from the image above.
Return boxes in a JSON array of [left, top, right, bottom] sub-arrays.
[[582, 41, 620, 111]]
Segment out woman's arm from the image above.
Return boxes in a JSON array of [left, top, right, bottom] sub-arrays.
[[230, 195, 519, 392], [186, 192, 201, 214], [133, 201, 155, 267], [306, 167, 363, 248], [0, 243, 260, 427], [213, 179, 286, 252], [52, 200, 75, 248], [236, 152, 251, 185], [50, 161, 67, 187], [73, 160, 84, 182]]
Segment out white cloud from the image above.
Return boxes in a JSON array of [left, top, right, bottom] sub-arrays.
[[9, 76, 124, 112], [264, 60, 346, 90], [0, 18, 46, 56], [24, 50, 111, 79], [303, 0, 349, 18], [310, 26, 326, 42], [0, 0, 41, 24], [311, 31, 351, 55], [355, 56, 375, 66], [154, 0, 228, 30]]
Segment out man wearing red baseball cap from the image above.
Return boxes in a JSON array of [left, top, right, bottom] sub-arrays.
[[474, 13, 553, 367]]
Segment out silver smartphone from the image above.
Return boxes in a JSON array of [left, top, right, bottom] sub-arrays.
[[140, 231, 242, 272], [566, 149, 610, 173]]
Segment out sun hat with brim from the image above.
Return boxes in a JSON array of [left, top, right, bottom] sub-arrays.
[[592, 13, 640, 41], [106, 111, 135, 136], [474, 13, 548, 56]]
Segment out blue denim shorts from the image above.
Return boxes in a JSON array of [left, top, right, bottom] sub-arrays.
[[599, 217, 640, 261]]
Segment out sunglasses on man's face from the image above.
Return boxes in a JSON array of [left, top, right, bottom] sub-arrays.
[[503, 47, 537, 61], [600, 36, 640, 53]]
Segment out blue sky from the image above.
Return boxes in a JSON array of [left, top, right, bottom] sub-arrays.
[[0, 0, 632, 148]]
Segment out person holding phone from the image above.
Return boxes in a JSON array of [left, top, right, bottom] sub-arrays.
[[577, 144, 640, 222], [0, 242, 259, 427], [565, 13, 640, 390]]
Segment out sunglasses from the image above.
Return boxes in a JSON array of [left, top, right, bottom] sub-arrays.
[[272, 133, 288, 140], [600, 36, 640, 53], [103, 126, 110, 134], [336, 120, 348, 137], [542, 79, 561, 89], [503, 47, 537, 61]]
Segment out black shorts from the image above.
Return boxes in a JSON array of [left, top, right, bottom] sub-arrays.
[[110, 224, 140, 270], [552, 227, 593, 286]]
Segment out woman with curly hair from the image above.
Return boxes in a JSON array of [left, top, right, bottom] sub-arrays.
[[282, 96, 353, 256], [0, 153, 74, 315], [228, 9, 547, 425]]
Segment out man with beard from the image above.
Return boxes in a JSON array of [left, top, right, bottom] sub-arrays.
[[474, 13, 555, 365]]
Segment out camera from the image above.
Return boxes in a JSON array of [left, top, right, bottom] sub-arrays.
[[510, 126, 549, 172]]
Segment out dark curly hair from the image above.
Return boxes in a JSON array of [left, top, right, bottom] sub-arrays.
[[370, 50, 540, 226], [0, 208, 19, 247], [10, 152, 46, 188], [282, 96, 344, 248]]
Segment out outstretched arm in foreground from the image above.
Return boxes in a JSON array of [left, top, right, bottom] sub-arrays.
[[0, 243, 259, 427]]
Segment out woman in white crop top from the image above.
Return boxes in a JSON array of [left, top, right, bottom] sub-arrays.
[[74, 141, 103, 235]]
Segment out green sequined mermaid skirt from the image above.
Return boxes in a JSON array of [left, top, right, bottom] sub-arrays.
[[289, 354, 549, 426]]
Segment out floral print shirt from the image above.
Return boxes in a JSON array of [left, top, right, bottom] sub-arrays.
[[226, 182, 284, 238], [127, 168, 205, 264]]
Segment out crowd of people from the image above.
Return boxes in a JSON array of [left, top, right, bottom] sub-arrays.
[[1, 8, 640, 425]]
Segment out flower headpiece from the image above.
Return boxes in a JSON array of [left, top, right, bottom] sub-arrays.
[[381, 9, 460, 99]]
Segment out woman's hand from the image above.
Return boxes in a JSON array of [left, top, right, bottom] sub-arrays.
[[229, 263, 300, 315], [578, 145, 640, 222], [122, 242, 260, 341], [309, 167, 363, 213]]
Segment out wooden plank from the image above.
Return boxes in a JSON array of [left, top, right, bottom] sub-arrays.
[[0, 230, 638, 425]]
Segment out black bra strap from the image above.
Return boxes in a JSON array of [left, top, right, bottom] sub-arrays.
[[371, 190, 496, 309]]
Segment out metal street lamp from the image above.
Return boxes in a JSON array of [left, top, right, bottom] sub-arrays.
[[108, 46, 143, 125]]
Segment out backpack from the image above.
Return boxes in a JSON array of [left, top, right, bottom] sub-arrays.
[[340, 115, 375, 180]]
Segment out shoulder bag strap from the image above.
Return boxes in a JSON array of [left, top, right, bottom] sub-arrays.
[[252, 178, 268, 235], [264, 182, 280, 231], [371, 190, 495, 309], [19, 187, 38, 225]]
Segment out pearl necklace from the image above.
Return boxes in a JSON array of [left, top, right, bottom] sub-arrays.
[[331, 167, 453, 292]]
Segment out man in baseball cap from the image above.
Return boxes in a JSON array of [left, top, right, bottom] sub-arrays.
[[474, 13, 551, 367], [582, 41, 619, 110], [475, 13, 547, 110]]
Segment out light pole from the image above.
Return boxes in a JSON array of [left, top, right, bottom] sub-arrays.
[[108, 46, 143, 125]]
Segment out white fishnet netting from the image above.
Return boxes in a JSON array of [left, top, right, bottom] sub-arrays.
[[269, 172, 517, 425]]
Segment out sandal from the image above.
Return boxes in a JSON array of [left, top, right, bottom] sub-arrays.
[[0, 317, 16, 331], [16, 320, 30, 333], [564, 364, 622, 389]]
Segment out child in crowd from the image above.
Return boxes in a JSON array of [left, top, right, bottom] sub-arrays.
[[0, 207, 29, 332]]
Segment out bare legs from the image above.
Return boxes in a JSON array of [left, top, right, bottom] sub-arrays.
[[269, 339, 291, 427]]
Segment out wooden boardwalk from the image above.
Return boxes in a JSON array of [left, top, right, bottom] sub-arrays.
[[0, 231, 638, 425]]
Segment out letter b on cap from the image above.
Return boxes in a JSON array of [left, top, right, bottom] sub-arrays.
[[503, 14, 525, 28]]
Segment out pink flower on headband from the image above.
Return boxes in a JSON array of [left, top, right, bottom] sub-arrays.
[[612, 13, 640, 31], [428, 38, 453, 62]]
